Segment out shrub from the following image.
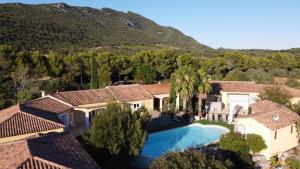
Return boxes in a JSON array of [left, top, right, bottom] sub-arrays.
[[246, 134, 267, 154], [150, 149, 233, 169], [285, 158, 300, 169], [219, 133, 249, 154], [260, 86, 292, 105]]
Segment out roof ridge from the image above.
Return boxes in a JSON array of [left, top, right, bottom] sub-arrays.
[[46, 95, 74, 107], [138, 84, 154, 97], [106, 87, 119, 102], [0, 105, 23, 124], [93, 88, 116, 102], [19, 111, 65, 128]]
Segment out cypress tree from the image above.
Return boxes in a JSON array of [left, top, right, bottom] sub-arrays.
[[90, 55, 99, 89], [169, 75, 176, 112]]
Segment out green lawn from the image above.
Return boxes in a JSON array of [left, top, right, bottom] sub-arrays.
[[198, 119, 234, 132]]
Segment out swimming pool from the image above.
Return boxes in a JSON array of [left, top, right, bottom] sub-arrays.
[[141, 123, 229, 158]]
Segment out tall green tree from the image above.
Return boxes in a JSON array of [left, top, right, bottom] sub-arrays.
[[88, 103, 150, 156], [90, 55, 99, 89], [134, 64, 157, 84], [172, 66, 197, 113], [169, 75, 177, 112], [11, 64, 39, 103], [196, 69, 212, 118], [98, 64, 112, 87]]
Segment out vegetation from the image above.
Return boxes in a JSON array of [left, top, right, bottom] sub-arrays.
[[219, 133, 266, 154], [0, 3, 209, 52], [172, 66, 197, 113], [260, 86, 293, 105], [134, 64, 157, 84], [219, 133, 250, 154], [87, 103, 150, 156], [150, 149, 233, 169], [90, 55, 99, 89], [1, 43, 300, 110], [246, 134, 267, 154], [196, 69, 212, 117], [285, 158, 300, 169], [198, 120, 234, 132]]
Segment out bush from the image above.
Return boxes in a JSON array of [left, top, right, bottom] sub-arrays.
[[270, 68, 289, 77], [286, 78, 300, 89], [246, 134, 267, 154], [285, 158, 300, 169], [260, 86, 292, 105], [219, 133, 249, 154], [247, 69, 273, 84], [150, 149, 233, 169], [224, 70, 250, 81], [87, 103, 150, 156]]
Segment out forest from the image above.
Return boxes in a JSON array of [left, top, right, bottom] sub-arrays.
[[1, 43, 300, 109]]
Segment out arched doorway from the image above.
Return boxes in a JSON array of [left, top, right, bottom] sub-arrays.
[[154, 98, 160, 111], [237, 124, 246, 135]]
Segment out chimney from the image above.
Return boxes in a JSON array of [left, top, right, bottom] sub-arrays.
[[41, 91, 46, 98], [273, 114, 279, 121]]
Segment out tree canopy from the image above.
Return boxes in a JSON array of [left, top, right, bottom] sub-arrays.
[[87, 103, 150, 156], [260, 86, 292, 105], [150, 149, 233, 169]]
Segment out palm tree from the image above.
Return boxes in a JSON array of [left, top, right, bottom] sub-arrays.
[[173, 66, 196, 113], [197, 69, 212, 118]]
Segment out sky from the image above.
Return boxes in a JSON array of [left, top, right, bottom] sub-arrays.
[[1, 0, 300, 50]]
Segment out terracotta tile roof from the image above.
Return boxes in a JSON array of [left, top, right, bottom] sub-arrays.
[[52, 88, 115, 106], [0, 105, 64, 138], [211, 81, 263, 94], [0, 133, 100, 169], [142, 83, 170, 95], [250, 100, 293, 113], [107, 84, 154, 102], [24, 97, 72, 114], [251, 110, 299, 130], [239, 100, 299, 130]]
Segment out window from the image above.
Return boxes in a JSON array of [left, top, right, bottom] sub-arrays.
[[291, 125, 293, 133], [133, 103, 140, 109], [274, 131, 277, 140]]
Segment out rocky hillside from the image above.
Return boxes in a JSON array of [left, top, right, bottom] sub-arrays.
[[0, 3, 210, 52]]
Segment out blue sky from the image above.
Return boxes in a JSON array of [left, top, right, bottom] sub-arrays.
[[1, 0, 300, 50]]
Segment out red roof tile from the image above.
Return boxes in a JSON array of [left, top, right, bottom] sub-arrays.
[[0, 133, 100, 169], [107, 84, 154, 102], [52, 88, 115, 106], [250, 100, 293, 113], [239, 100, 299, 130], [25, 97, 72, 114], [251, 110, 299, 130], [211, 81, 263, 93], [0, 105, 64, 138], [142, 83, 170, 95]]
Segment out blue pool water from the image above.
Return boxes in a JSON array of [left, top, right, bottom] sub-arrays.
[[141, 123, 228, 158]]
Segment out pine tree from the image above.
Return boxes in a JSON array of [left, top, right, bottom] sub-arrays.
[[90, 55, 99, 89]]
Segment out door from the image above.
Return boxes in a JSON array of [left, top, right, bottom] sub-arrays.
[[61, 114, 70, 129]]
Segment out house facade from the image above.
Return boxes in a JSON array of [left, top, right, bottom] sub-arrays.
[[235, 100, 299, 160]]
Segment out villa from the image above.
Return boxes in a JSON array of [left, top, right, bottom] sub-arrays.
[[0, 80, 299, 165], [235, 100, 299, 159]]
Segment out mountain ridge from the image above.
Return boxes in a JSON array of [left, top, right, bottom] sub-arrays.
[[0, 3, 211, 52]]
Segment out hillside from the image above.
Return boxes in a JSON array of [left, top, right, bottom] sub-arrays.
[[0, 3, 210, 52]]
